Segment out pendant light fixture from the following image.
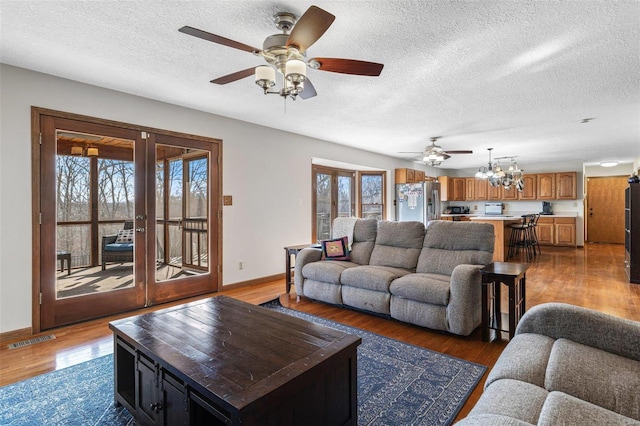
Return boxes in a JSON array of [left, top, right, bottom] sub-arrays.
[[475, 148, 525, 192]]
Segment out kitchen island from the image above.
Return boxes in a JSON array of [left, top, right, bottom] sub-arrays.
[[469, 216, 522, 261]]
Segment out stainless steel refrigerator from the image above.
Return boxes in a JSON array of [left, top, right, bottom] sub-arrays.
[[396, 180, 441, 224]]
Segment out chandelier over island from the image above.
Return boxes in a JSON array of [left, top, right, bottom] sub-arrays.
[[475, 148, 525, 191]]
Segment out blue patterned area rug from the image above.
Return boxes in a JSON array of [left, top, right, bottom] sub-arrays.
[[0, 301, 485, 426]]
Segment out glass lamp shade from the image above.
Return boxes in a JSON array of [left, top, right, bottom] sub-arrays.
[[285, 59, 306, 84], [70, 146, 83, 156], [255, 66, 275, 88], [86, 147, 99, 157]]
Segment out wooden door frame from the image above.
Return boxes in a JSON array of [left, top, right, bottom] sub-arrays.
[[31, 107, 223, 333]]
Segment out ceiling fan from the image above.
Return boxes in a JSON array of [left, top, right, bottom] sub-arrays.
[[399, 137, 473, 163], [179, 5, 384, 100]]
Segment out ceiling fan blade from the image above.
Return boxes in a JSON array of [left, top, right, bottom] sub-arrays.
[[210, 67, 256, 85], [299, 78, 317, 99], [310, 58, 384, 76], [179, 26, 260, 53], [444, 150, 473, 154], [286, 6, 335, 53], [398, 151, 423, 154]]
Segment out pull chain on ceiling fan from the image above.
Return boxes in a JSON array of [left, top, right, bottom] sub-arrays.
[[179, 5, 384, 101]]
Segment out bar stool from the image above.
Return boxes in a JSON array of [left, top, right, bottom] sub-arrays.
[[527, 214, 542, 257], [508, 214, 536, 261]]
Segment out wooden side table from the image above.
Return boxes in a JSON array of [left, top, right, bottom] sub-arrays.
[[57, 250, 71, 275], [284, 244, 321, 293], [480, 262, 529, 341]]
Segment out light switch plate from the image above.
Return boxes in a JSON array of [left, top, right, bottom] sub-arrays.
[[223, 195, 233, 206]]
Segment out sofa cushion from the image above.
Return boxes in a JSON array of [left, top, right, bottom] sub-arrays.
[[455, 413, 534, 425], [369, 221, 425, 270], [418, 221, 494, 275], [340, 265, 411, 292], [349, 218, 378, 265], [342, 286, 390, 314], [389, 273, 450, 305], [545, 338, 640, 420], [485, 333, 555, 389], [302, 260, 358, 285], [390, 298, 449, 331], [467, 379, 548, 425], [104, 243, 134, 252], [538, 391, 640, 426]]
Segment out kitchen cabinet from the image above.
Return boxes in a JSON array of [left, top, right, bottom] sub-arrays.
[[487, 183, 502, 200], [475, 179, 488, 200], [537, 217, 554, 245], [395, 168, 425, 183], [537, 174, 556, 199], [502, 186, 519, 200], [465, 178, 475, 200], [518, 175, 537, 200], [556, 172, 577, 199], [537, 217, 576, 246], [440, 176, 465, 201]]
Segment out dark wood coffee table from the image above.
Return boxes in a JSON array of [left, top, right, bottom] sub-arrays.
[[109, 296, 361, 425]]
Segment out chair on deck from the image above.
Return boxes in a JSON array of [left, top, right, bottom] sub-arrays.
[[101, 220, 134, 270]]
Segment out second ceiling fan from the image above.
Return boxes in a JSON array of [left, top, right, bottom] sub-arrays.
[[179, 5, 384, 100], [400, 137, 473, 164]]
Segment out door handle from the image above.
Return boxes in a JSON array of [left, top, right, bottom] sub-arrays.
[[136, 228, 146, 233]]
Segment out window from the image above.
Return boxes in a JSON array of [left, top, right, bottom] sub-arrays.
[[311, 165, 386, 242], [360, 172, 386, 220]]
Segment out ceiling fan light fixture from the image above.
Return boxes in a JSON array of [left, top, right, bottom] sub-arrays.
[[285, 59, 306, 85], [255, 66, 276, 91]]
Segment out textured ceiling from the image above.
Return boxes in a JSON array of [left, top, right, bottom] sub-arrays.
[[2, 1, 639, 170]]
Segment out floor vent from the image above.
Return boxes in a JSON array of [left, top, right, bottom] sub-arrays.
[[8, 334, 56, 349]]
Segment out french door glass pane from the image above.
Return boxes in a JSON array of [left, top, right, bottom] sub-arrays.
[[316, 172, 332, 241], [55, 133, 135, 300], [156, 145, 209, 281]]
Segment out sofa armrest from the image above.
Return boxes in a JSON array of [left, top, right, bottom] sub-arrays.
[[294, 247, 323, 295], [515, 302, 640, 362], [446, 264, 484, 335]]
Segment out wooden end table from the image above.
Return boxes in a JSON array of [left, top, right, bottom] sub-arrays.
[[57, 250, 71, 275], [284, 244, 321, 293], [480, 262, 529, 342]]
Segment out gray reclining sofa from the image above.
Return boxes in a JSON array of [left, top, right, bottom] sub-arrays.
[[457, 302, 640, 425], [294, 219, 495, 336]]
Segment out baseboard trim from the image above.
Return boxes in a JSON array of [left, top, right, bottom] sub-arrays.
[[223, 273, 285, 291], [0, 327, 33, 345]]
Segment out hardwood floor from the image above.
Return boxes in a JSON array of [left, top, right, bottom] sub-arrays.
[[1, 243, 638, 423]]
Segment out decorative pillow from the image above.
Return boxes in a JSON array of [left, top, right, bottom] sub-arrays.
[[321, 236, 350, 261], [115, 229, 134, 244]]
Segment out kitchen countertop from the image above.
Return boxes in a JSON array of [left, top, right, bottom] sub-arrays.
[[441, 212, 578, 219]]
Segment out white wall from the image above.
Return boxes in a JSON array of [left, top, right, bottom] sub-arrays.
[[0, 64, 418, 333]]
